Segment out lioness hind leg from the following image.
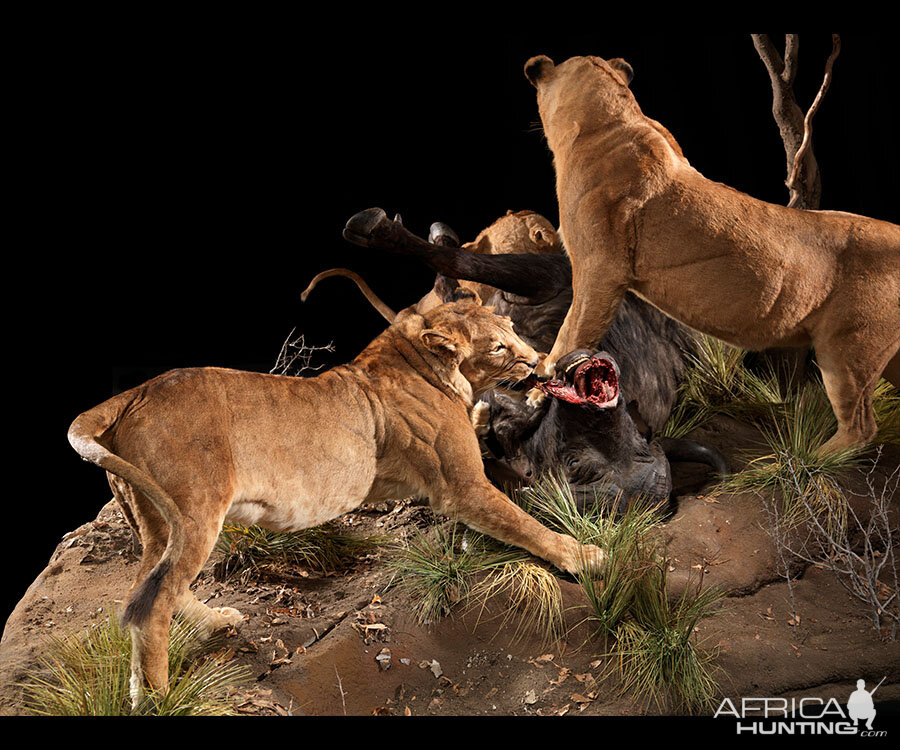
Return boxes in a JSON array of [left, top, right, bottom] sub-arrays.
[[129, 593, 177, 709], [816, 336, 893, 454], [883, 350, 900, 391], [128, 511, 230, 708]]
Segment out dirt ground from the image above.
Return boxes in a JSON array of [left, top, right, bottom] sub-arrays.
[[2, 416, 898, 717]]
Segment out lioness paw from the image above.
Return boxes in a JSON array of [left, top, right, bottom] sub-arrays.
[[212, 606, 245, 630], [558, 537, 606, 577], [526, 388, 546, 409], [534, 355, 556, 380], [578, 544, 606, 576], [471, 401, 491, 435]]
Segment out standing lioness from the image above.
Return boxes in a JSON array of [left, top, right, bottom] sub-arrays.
[[525, 53, 900, 453], [68, 299, 604, 706]]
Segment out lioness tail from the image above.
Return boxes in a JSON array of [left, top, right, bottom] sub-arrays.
[[67, 394, 186, 627], [301, 268, 396, 323]]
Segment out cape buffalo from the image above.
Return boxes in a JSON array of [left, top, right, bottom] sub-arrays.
[[324, 208, 727, 512]]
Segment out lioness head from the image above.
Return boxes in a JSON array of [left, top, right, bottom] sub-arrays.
[[524, 54, 636, 145], [456, 209, 562, 305], [416, 300, 540, 398], [465, 210, 562, 257]]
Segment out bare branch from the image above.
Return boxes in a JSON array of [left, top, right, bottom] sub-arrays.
[[334, 666, 347, 716], [782, 35, 799, 85], [752, 34, 785, 80], [752, 33, 841, 210], [785, 35, 841, 206]]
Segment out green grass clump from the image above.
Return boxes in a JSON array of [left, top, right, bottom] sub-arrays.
[[20, 614, 249, 716], [661, 333, 895, 528], [610, 564, 724, 714], [522, 474, 724, 714], [386, 523, 526, 625], [215, 522, 384, 580], [718, 383, 863, 530], [661, 335, 788, 439], [518, 474, 665, 635]]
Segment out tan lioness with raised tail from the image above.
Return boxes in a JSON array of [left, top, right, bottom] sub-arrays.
[[525, 53, 900, 453], [68, 297, 605, 707]]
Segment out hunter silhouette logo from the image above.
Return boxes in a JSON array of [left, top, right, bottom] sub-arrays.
[[847, 677, 884, 731], [715, 676, 888, 736]]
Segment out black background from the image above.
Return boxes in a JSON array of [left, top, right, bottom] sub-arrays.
[[8, 30, 898, 633]]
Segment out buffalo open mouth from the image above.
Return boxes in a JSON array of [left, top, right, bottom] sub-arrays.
[[530, 354, 620, 409]]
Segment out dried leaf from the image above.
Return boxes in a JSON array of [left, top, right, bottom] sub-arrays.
[[550, 667, 571, 686]]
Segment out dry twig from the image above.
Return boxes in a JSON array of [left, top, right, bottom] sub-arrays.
[[270, 328, 335, 376], [762, 448, 899, 639]]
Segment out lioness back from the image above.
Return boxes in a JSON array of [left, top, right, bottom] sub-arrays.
[[104, 366, 380, 532]]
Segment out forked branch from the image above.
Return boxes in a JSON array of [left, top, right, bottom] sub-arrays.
[[752, 33, 841, 209]]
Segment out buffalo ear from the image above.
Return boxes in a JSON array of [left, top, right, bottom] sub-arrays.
[[453, 287, 482, 305], [524, 55, 555, 87], [434, 276, 482, 306], [608, 58, 634, 86]]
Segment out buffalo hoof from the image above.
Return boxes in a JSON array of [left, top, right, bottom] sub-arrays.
[[343, 207, 391, 246], [429, 221, 460, 247]]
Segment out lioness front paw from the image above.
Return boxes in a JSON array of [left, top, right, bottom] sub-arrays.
[[471, 401, 491, 435], [578, 543, 606, 576], [558, 538, 606, 577], [534, 355, 556, 380], [526, 388, 546, 409]]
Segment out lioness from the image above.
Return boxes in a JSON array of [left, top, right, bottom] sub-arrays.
[[68, 298, 605, 706], [524, 54, 900, 453]]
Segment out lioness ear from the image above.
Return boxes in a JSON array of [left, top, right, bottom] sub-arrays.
[[421, 327, 462, 358], [524, 55, 555, 87], [608, 58, 634, 86]]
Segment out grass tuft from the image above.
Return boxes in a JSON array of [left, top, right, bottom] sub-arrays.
[[19, 614, 249, 716], [516, 474, 668, 636], [661, 335, 788, 438], [610, 566, 724, 714], [518, 474, 724, 713], [874, 379, 900, 445], [385, 523, 524, 626], [215, 522, 384, 581], [469, 560, 566, 645], [718, 383, 863, 531]]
